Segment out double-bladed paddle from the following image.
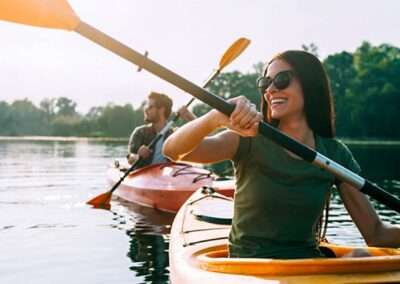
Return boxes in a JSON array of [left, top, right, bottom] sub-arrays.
[[1, 0, 399, 213], [86, 37, 250, 209]]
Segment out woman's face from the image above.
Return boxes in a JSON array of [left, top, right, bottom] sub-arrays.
[[264, 59, 305, 122]]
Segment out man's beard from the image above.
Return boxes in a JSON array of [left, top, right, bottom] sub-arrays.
[[144, 114, 159, 124]]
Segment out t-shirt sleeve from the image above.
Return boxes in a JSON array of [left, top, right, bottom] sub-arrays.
[[232, 136, 251, 164], [128, 128, 144, 154], [334, 140, 362, 186]]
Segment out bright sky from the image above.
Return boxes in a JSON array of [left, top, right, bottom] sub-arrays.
[[1, 0, 399, 113]]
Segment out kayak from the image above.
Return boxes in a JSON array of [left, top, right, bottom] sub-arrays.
[[108, 162, 235, 213], [169, 187, 400, 284]]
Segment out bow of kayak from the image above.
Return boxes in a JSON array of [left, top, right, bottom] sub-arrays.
[[108, 162, 235, 213], [169, 188, 400, 284]]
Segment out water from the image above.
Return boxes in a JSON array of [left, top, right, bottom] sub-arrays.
[[0, 139, 399, 283]]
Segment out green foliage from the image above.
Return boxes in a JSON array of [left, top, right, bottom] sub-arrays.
[[192, 68, 261, 118], [1, 41, 399, 141], [97, 103, 143, 137], [0, 97, 144, 137], [0, 99, 49, 135], [323, 42, 400, 139]]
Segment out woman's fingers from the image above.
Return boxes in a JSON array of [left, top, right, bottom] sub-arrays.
[[230, 97, 260, 129]]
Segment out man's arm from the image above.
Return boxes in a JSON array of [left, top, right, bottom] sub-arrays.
[[127, 126, 154, 164]]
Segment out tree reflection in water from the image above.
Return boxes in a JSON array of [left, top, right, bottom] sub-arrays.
[[113, 198, 175, 283]]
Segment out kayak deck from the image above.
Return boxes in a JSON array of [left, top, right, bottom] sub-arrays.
[[170, 187, 400, 283]]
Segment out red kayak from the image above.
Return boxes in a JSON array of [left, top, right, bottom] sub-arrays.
[[108, 162, 235, 213]]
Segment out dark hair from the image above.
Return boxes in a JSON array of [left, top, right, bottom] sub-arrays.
[[148, 91, 172, 119], [261, 50, 335, 138]]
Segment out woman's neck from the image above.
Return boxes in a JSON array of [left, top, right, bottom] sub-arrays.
[[278, 118, 315, 148]]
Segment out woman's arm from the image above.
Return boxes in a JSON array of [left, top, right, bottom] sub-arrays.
[[339, 182, 400, 247], [163, 110, 239, 163], [163, 96, 261, 163]]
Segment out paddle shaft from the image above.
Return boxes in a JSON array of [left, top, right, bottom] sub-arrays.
[[107, 41, 221, 194], [75, 21, 400, 213]]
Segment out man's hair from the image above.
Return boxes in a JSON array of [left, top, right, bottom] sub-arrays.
[[148, 91, 173, 119]]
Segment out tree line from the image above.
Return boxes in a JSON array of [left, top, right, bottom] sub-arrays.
[[0, 97, 144, 137], [1, 41, 399, 139]]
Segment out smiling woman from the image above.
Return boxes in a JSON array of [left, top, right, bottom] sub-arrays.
[[162, 50, 400, 259]]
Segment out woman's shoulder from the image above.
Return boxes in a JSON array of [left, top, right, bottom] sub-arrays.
[[317, 136, 350, 154], [317, 136, 361, 173]]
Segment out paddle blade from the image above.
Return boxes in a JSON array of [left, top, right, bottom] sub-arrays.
[[87, 191, 112, 210], [218, 37, 251, 70], [0, 0, 80, 30]]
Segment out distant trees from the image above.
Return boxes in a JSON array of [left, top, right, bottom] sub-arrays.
[[195, 41, 400, 140], [0, 97, 144, 137], [1, 42, 399, 140], [324, 42, 400, 139]]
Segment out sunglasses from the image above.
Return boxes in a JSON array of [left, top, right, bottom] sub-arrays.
[[256, 70, 294, 94]]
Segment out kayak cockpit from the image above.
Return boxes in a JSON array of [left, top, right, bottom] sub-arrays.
[[193, 242, 400, 276]]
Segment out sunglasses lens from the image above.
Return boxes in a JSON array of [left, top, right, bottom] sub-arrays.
[[274, 72, 291, 90], [256, 71, 292, 94], [256, 77, 271, 94]]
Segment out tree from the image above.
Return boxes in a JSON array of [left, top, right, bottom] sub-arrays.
[[97, 103, 142, 137], [8, 99, 48, 135], [323, 51, 357, 137], [0, 101, 13, 135], [55, 97, 78, 116], [302, 43, 319, 58], [193, 67, 261, 118], [40, 98, 56, 130]]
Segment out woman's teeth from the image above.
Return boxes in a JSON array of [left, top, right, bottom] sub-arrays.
[[271, 98, 287, 105]]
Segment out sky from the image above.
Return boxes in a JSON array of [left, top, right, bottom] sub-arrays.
[[1, 0, 400, 114]]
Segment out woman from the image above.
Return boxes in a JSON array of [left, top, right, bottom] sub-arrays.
[[163, 50, 400, 259]]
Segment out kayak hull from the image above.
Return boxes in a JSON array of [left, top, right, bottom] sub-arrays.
[[108, 162, 235, 213], [169, 188, 400, 283]]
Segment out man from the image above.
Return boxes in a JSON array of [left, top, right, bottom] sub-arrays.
[[127, 91, 195, 167]]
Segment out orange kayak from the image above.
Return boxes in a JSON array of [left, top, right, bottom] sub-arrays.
[[108, 162, 234, 213], [169, 188, 400, 283]]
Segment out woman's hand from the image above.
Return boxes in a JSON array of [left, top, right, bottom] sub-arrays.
[[208, 96, 262, 137]]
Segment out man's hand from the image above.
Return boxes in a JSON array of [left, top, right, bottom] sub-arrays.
[[127, 145, 153, 164], [137, 145, 152, 159], [177, 106, 196, 122]]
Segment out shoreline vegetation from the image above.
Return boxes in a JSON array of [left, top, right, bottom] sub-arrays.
[[1, 42, 400, 140], [1, 136, 399, 146], [0, 136, 128, 142]]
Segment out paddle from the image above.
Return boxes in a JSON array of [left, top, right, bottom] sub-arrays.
[[85, 37, 250, 209], [1, 1, 399, 213]]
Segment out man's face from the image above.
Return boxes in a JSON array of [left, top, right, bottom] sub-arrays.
[[144, 99, 162, 123]]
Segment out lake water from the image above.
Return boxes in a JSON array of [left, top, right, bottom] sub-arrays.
[[0, 138, 399, 283]]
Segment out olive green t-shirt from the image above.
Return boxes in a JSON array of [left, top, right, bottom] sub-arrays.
[[229, 135, 361, 259]]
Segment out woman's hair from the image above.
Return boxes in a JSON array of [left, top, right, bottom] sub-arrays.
[[261, 50, 335, 138], [148, 91, 173, 119]]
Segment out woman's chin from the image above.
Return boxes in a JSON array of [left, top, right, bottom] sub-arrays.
[[270, 112, 283, 120]]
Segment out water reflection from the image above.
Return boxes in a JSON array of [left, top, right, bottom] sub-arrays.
[[1, 139, 399, 284], [113, 198, 174, 284]]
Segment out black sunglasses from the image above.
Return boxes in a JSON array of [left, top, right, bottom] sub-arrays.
[[256, 70, 294, 94]]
